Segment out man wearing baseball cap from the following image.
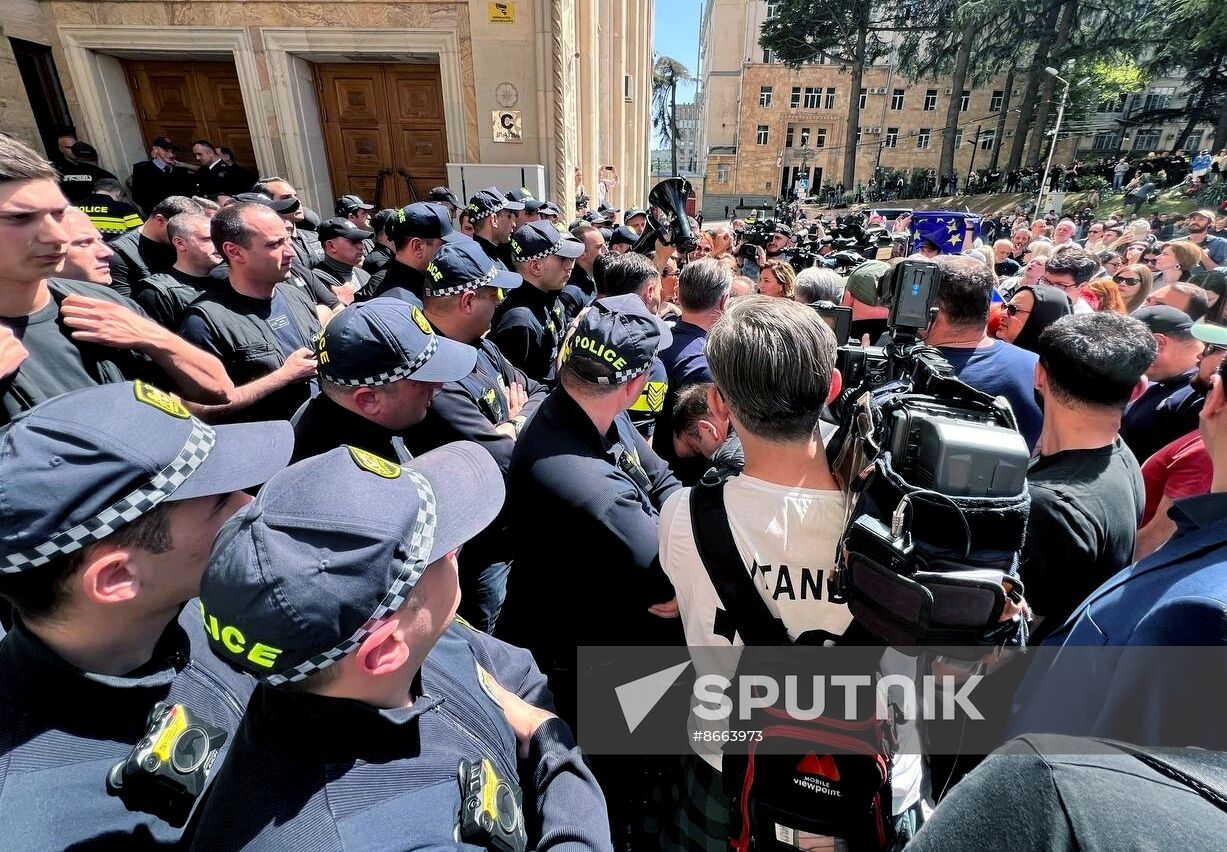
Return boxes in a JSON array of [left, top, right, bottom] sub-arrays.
[[357, 202, 464, 304], [131, 135, 190, 214], [467, 186, 523, 270], [1122, 305, 1207, 463], [490, 221, 585, 383], [362, 207, 398, 274], [427, 186, 461, 218], [502, 295, 682, 725], [409, 241, 545, 631], [1179, 209, 1227, 269], [334, 193, 374, 230], [188, 444, 611, 851], [0, 381, 293, 848], [291, 297, 476, 463], [507, 187, 545, 227], [311, 217, 373, 305], [609, 225, 639, 254]]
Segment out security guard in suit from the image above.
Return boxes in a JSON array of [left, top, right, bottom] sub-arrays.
[[187, 443, 612, 852], [490, 222, 585, 383], [409, 240, 548, 632]]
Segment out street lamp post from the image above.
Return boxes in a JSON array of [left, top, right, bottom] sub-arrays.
[[966, 123, 983, 194], [1036, 66, 1071, 217]]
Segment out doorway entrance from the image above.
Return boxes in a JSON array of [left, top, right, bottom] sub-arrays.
[[313, 62, 449, 210], [122, 59, 256, 172]]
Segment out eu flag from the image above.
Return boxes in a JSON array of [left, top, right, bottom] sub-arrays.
[[910, 211, 982, 254]]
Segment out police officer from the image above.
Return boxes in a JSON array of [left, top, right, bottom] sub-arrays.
[[490, 221, 584, 383], [358, 202, 464, 304], [334, 193, 374, 231], [133, 211, 223, 329], [467, 186, 523, 269], [311, 217, 373, 305], [291, 297, 476, 462], [363, 208, 398, 274], [107, 195, 202, 297], [409, 240, 547, 631], [188, 443, 612, 852], [0, 381, 292, 849], [427, 186, 462, 219], [506, 188, 544, 227], [501, 295, 682, 725], [540, 201, 563, 224], [252, 177, 324, 268], [609, 225, 638, 254], [57, 140, 119, 203], [78, 177, 144, 239]]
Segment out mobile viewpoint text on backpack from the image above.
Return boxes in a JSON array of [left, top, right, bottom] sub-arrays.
[[577, 646, 1227, 757]]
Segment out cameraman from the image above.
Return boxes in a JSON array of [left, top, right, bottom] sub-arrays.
[[1021, 312, 1156, 642], [743, 224, 794, 281], [921, 256, 1044, 448]]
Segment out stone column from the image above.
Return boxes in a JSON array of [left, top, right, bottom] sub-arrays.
[[574, 0, 599, 214], [549, 0, 578, 214]]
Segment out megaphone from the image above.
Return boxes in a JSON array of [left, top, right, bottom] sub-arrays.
[[630, 177, 698, 255]]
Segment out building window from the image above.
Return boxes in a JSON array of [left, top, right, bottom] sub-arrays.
[[790, 86, 801, 109], [815, 128, 826, 147], [803, 87, 819, 109], [916, 128, 931, 149], [1184, 130, 1203, 151], [954, 129, 963, 148], [979, 129, 996, 150], [785, 126, 794, 147], [960, 90, 970, 112], [762, 48, 774, 64], [1142, 87, 1173, 112], [1133, 128, 1160, 150], [884, 127, 898, 148], [717, 164, 730, 183], [800, 127, 810, 147], [766, 0, 779, 18], [1091, 131, 1120, 151], [856, 127, 862, 145], [924, 89, 937, 111], [824, 87, 836, 109], [624, 75, 634, 101], [859, 88, 867, 110], [1099, 95, 1126, 113], [759, 86, 773, 108], [891, 89, 904, 110], [990, 90, 1004, 112], [756, 125, 770, 145]]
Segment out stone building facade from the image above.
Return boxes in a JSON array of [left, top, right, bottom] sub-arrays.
[[0, 0, 653, 216]]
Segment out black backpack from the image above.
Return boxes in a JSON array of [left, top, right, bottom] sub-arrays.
[[688, 477, 896, 852]]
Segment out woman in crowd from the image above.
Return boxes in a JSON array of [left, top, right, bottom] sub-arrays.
[[1203, 269, 1226, 324], [758, 260, 796, 298], [995, 283, 1075, 353], [1082, 277, 1127, 314], [1113, 263, 1154, 313], [1001, 241, 1054, 295], [1098, 251, 1124, 277], [1152, 240, 1202, 285]]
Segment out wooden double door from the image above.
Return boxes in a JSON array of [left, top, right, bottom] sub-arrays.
[[314, 63, 449, 210], [123, 60, 255, 170]]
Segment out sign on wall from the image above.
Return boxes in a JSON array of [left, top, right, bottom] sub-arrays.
[[493, 110, 523, 143], [489, 2, 516, 23]]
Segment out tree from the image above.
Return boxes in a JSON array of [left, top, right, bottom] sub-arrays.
[[760, 0, 889, 189], [651, 56, 691, 176], [1138, 0, 1227, 150]]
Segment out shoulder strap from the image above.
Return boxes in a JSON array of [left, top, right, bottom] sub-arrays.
[[688, 478, 791, 646], [1095, 739, 1227, 815]]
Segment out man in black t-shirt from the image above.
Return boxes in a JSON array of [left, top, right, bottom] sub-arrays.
[[0, 135, 232, 424], [179, 202, 321, 423], [133, 211, 223, 329], [56, 141, 117, 204], [106, 195, 201, 297], [1021, 312, 1157, 641]]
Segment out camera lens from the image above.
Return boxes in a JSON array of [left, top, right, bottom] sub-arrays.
[[171, 726, 210, 775]]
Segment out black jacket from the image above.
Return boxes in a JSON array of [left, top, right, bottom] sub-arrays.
[[133, 267, 219, 330], [490, 283, 566, 383], [290, 392, 410, 464], [106, 228, 176, 298], [129, 159, 191, 214], [357, 258, 426, 304]]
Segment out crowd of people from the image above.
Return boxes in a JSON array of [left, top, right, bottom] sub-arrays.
[[2, 124, 1227, 852]]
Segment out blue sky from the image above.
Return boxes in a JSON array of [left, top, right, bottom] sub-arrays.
[[653, 0, 701, 105]]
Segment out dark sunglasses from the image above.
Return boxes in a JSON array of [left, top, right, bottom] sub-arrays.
[[1112, 274, 1140, 284], [1203, 343, 1227, 357], [1005, 303, 1031, 317]]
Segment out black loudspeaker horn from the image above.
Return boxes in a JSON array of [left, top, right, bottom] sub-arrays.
[[631, 177, 698, 255]]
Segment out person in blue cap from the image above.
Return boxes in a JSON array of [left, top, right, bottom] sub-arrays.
[[506, 187, 544, 227], [188, 443, 611, 852], [609, 225, 638, 254], [409, 240, 547, 632], [0, 380, 293, 849], [501, 294, 682, 725], [290, 297, 477, 463], [356, 201, 464, 304], [490, 221, 585, 383], [467, 186, 524, 270]]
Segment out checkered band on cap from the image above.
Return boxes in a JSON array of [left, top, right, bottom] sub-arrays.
[[264, 467, 437, 685], [322, 334, 440, 387], [424, 264, 499, 297], [592, 360, 654, 387], [512, 241, 564, 263], [0, 418, 217, 574], [468, 199, 505, 221]]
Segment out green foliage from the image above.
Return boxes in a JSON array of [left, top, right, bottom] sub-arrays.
[[651, 56, 691, 150]]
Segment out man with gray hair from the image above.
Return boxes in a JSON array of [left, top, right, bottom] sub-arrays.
[[656, 258, 731, 480], [132, 211, 222, 329], [106, 195, 202, 297], [657, 296, 925, 847], [793, 266, 846, 305], [993, 238, 1022, 277]]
